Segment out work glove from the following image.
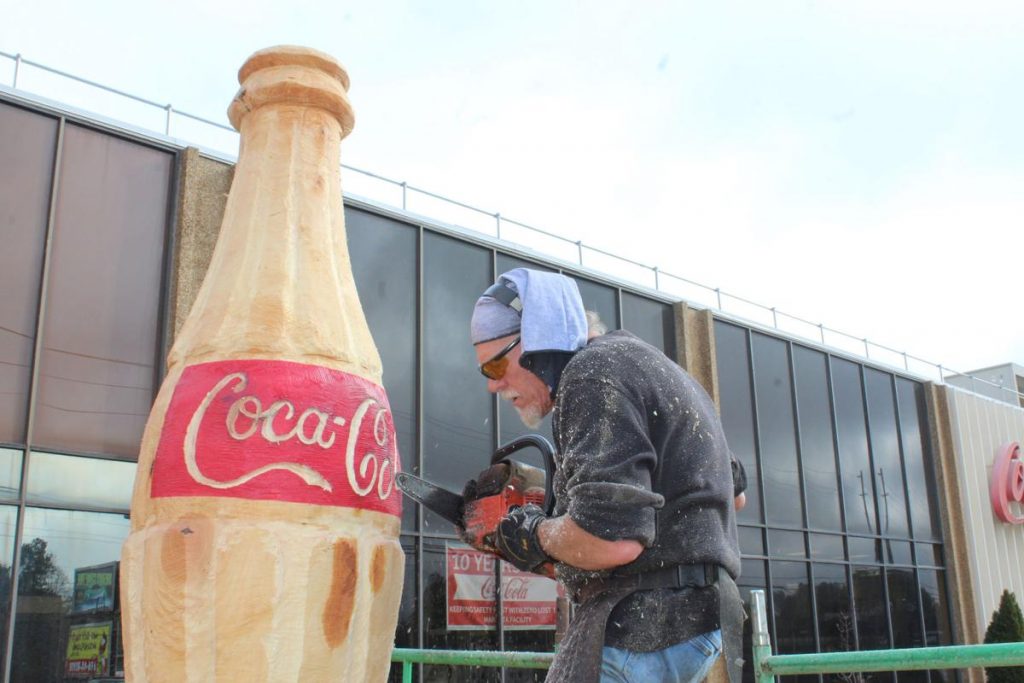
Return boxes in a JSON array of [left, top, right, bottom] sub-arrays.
[[493, 503, 553, 574]]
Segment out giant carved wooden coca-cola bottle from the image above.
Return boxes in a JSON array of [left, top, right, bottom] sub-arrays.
[[120, 46, 403, 682]]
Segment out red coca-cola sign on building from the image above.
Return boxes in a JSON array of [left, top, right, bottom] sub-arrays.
[[446, 543, 563, 631], [151, 359, 401, 516], [991, 442, 1024, 525]]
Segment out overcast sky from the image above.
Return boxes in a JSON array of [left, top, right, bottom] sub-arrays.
[[4, 1, 1023, 377]]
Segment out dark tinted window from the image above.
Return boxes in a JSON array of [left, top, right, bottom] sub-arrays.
[[737, 559, 767, 683], [851, 566, 890, 650], [394, 536, 419, 649], [715, 321, 761, 523], [347, 208, 419, 531], [813, 563, 852, 653], [716, 318, 949, 670], [752, 333, 802, 527], [770, 561, 814, 656], [832, 359, 876, 535], [865, 369, 910, 538], [621, 291, 674, 356], [768, 529, 805, 559], [572, 277, 618, 331], [422, 233, 493, 533], [738, 526, 765, 556], [809, 534, 845, 561], [0, 104, 57, 444], [919, 569, 954, 682], [32, 125, 172, 457], [793, 346, 842, 530], [887, 568, 924, 648], [897, 379, 943, 540], [848, 536, 881, 564]]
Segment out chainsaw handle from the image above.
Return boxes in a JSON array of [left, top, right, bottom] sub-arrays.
[[491, 435, 556, 516]]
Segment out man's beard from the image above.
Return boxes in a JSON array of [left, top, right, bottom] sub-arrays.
[[501, 391, 544, 429]]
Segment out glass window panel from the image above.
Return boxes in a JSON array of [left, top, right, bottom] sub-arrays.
[[0, 103, 57, 443], [864, 369, 910, 538], [504, 579, 554, 683], [421, 537, 500, 682], [11, 507, 130, 683], [33, 125, 172, 458], [738, 559, 767, 683], [832, 359, 877, 535], [848, 537, 881, 564], [620, 291, 675, 357], [714, 321, 761, 524], [752, 334, 802, 527], [768, 530, 806, 559], [915, 543, 943, 568], [572, 277, 619, 331], [346, 207, 419, 532], [887, 568, 924, 648], [918, 569, 952, 647], [793, 346, 842, 531], [26, 452, 135, 510], [422, 233, 494, 534], [0, 448, 23, 500], [497, 254, 554, 452], [896, 379, 943, 540], [738, 526, 765, 556], [882, 540, 912, 566], [814, 563, 852, 653], [920, 569, 955, 683], [809, 534, 845, 562], [394, 536, 418, 649], [770, 561, 814, 656], [851, 565, 890, 650], [0, 506, 19, 670]]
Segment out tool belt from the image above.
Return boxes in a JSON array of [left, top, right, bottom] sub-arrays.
[[573, 562, 723, 605]]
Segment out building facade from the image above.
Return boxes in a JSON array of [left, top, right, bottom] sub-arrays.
[[1, 86, 1021, 683]]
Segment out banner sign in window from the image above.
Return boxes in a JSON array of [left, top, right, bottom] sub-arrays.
[[72, 562, 118, 613], [64, 622, 112, 679], [446, 542, 563, 631]]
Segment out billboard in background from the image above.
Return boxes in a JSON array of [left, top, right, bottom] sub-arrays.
[[72, 562, 118, 613], [64, 621, 112, 679], [446, 542, 563, 631]]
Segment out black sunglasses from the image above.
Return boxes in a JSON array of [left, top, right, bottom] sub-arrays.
[[478, 337, 521, 380]]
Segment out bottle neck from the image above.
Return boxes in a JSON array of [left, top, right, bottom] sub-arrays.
[[169, 104, 381, 382]]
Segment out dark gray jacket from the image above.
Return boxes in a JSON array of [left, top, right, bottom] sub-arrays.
[[550, 330, 740, 651]]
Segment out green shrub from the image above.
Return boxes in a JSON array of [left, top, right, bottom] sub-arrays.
[[983, 590, 1024, 683]]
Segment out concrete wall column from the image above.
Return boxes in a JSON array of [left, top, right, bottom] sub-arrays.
[[925, 383, 983, 682], [167, 147, 232, 343]]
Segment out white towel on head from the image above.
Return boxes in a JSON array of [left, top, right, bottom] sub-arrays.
[[497, 269, 587, 354]]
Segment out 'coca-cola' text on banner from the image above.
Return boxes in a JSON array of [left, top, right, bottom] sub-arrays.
[[446, 543, 563, 631], [151, 360, 401, 516]]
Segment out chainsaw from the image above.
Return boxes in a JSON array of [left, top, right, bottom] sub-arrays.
[[395, 434, 557, 578]]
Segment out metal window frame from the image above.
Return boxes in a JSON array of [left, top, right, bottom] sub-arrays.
[[717, 319, 956, 683], [0, 95, 178, 683]]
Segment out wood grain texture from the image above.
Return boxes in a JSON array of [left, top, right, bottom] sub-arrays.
[[120, 45, 404, 682]]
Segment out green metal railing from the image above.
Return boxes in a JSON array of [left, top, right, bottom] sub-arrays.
[[389, 590, 1024, 682], [751, 589, 1024, 683], [391, 647, 553, 682]]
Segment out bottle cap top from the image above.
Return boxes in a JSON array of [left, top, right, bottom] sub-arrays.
[[228, 45, 354, 136]]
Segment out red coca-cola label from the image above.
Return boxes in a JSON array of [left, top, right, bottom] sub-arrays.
[[151, 359, 401, 516]]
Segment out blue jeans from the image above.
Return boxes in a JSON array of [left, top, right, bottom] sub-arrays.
[[600, 629, 722, 683]]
